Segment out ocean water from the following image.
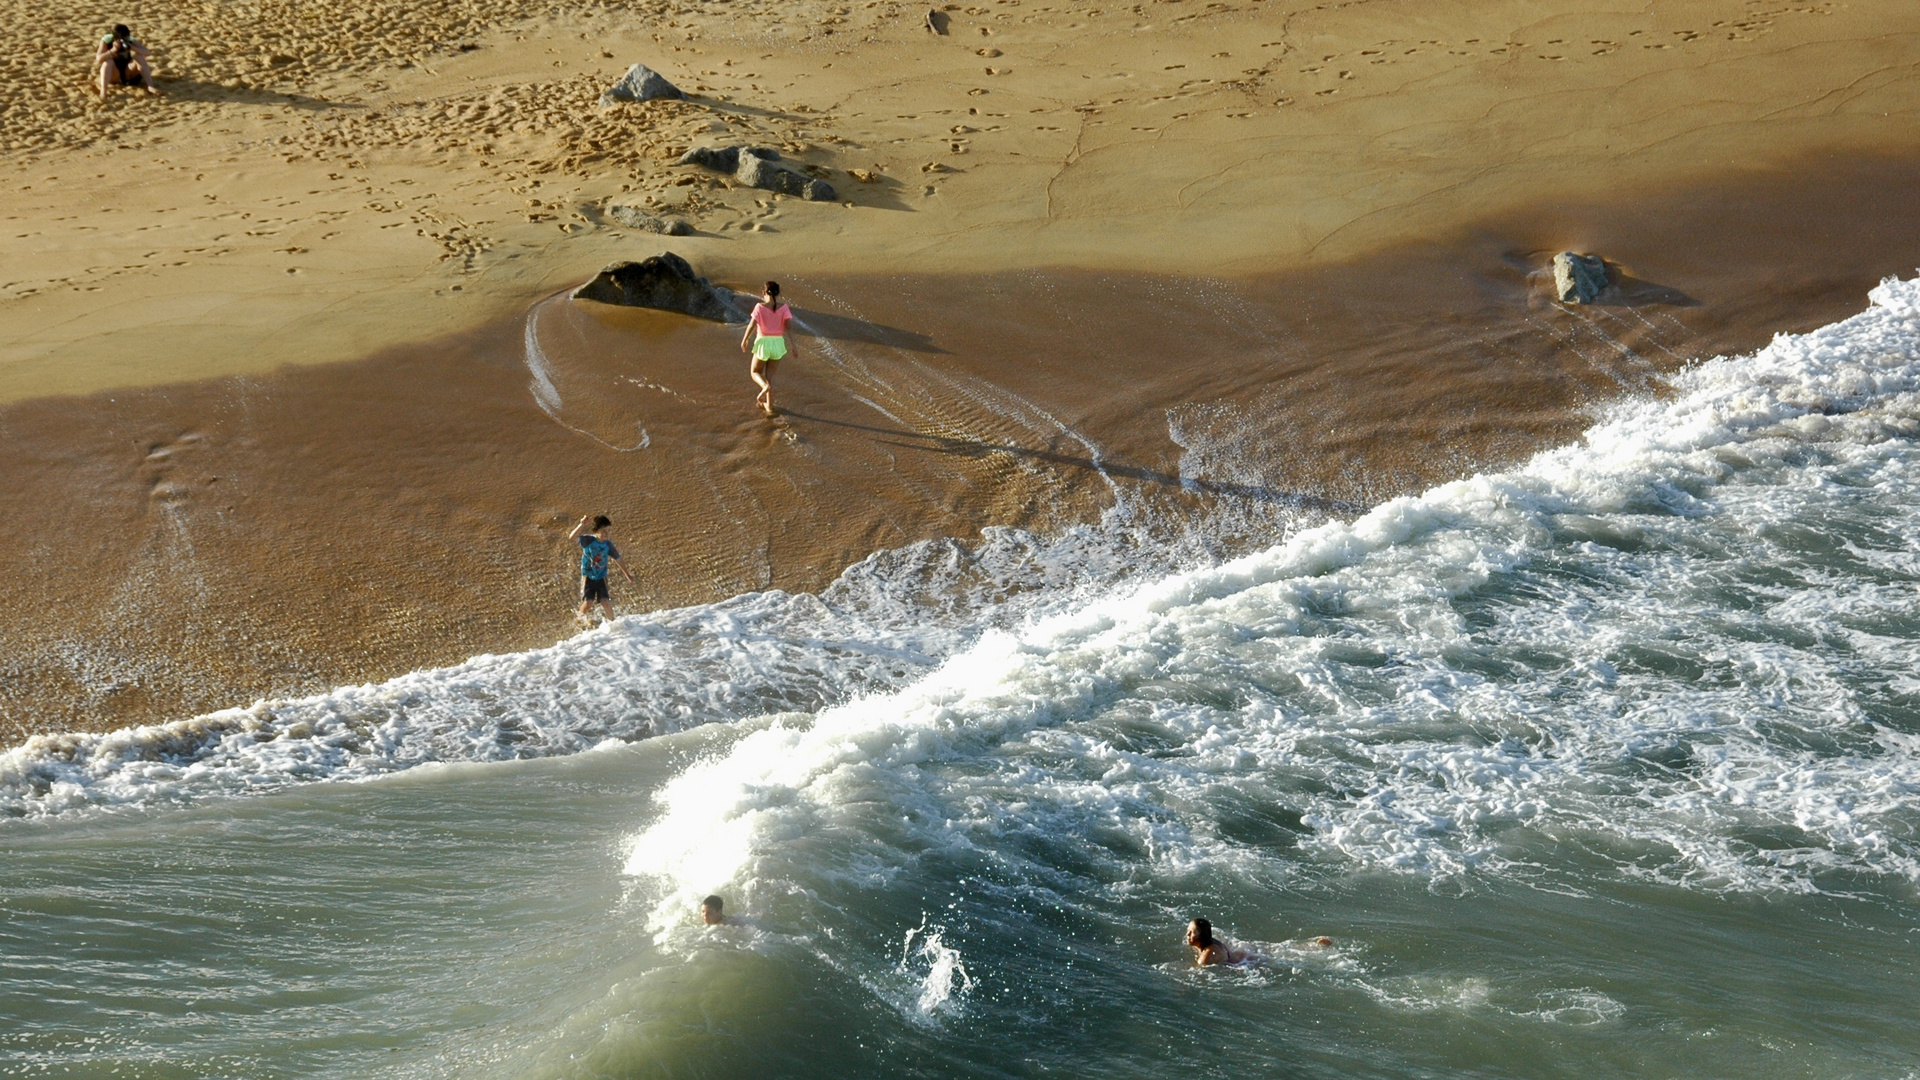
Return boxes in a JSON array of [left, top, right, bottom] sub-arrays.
[[6, 278, 1920, 1077]]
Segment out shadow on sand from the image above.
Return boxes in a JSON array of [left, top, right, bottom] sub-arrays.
[[782, 409, 1356, 513], [1593, 271, 1701, 308], [154, 77, 358, 111], [790, 309, 948, 354]]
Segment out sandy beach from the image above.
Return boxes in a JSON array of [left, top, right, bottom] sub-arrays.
[[4, 0, 1920, 740], [11, 6, 1920, 1073]]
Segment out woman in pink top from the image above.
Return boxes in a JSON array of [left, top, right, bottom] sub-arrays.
[[739, 280, 798, 416]]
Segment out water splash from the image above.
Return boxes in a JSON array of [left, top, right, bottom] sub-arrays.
[[900, 916, 975, 1021], [522, 291, 650, 452]]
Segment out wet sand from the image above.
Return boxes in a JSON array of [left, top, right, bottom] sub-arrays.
[[5, 150, 1920, 741]]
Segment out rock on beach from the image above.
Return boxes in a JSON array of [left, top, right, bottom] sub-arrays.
[[675, 145, 780, 173], [678, 144, 838, 202], [1553, 252, 1610, 304], [736, 154, 837, 201], [570, 252, 744, 321], [599, 63, 685, 108], [606, 204, 692, 236]]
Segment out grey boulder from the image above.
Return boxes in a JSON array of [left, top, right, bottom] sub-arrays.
[[676, 145, 780, 173], [606, 204, 692, 236], [1553, 252, 1609, 304], [677, 144, 836, 201], [599, 63, 685, 107], [570, 252, 745, 322], [736, 154, 837, 202]]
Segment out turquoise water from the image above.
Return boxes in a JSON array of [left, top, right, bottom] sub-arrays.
[[5, 736, 1917, 1078], [6, 280, 1920, 1077]]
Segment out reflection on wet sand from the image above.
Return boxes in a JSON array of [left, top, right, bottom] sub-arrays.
[[6, 152, 1920, 740]]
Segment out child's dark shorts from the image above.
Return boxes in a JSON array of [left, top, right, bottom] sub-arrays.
[[582, 576, 611, 602]]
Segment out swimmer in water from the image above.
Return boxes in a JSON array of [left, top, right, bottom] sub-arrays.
[[700, 895, 726, 926], [1185, 920, 1333, 966], [1186, 918, 1248, 966]]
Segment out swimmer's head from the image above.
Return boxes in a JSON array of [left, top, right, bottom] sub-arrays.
[[700, 895, 724, 925], [1186, 918, 1213, 948]]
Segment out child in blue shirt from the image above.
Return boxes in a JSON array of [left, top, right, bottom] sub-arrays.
[[568, 514, 635, 622]]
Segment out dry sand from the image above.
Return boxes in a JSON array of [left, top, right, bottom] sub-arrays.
[[3, 0, 1920, 740], [5, 0, 1918, 399]]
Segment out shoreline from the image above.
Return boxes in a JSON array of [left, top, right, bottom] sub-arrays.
[[4, 0, 1920, 741], [6, 144, 1920, 742]]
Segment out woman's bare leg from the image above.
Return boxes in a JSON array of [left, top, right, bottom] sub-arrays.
[[750, 359, 776, 415]]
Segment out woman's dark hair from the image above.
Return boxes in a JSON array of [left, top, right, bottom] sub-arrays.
[[113, 24, 131, 39], [1190, 918, 1213, 945], [764, 281, 781, 302], [592, 515, 611, 530]]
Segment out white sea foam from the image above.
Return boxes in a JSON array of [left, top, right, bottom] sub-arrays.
[[1356, 975, 1624, 1026], [0, 509, 1182, 818], [11, 279, 1920, 921], [898, 918, 975, 1021], [524, 292, 650, 452], [617, 275, 1920, 921]]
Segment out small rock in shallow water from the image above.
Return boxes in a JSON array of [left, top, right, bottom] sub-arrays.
[[1553, 251, 1609, 304]]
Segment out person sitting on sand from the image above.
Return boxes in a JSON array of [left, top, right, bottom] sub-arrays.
[[568, 514, 634, 622], [700, 895, 727, 925], [739, 280, 797, 417], [1186, 918, 1250, 966], [94, 25, 159, 99]]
